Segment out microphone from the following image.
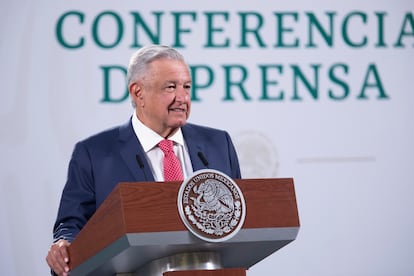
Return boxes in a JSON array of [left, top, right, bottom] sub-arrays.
[[197, 152, 209, 168], [135, 154, 148, 181]]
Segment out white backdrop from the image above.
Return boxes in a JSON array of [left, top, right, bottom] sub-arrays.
[[1, 1, 414, 275]]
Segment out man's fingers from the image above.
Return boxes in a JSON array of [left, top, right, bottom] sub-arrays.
[[46, 248, 64, 275], [46, 240, 71, 275], [57, 240, 70, 263]]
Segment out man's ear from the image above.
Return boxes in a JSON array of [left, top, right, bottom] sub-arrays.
[[129, 82, 144, 107], [128, 82, 138, 97]]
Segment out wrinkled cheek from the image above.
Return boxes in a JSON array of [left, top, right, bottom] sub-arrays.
[[186, 104, 191, 118]]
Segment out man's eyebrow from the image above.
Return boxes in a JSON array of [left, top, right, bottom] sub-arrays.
[[163, 80, 191, 84]]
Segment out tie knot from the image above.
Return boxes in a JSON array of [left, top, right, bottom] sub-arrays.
[[158, 139, 174, 154]]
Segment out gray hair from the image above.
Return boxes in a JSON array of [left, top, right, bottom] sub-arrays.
[[126, 45, 187, 86]]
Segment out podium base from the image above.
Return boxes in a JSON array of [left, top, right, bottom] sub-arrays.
[[164, 268, 246, 276], [132, 252, 221, 276]]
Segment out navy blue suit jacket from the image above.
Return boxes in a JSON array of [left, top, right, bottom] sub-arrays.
[[53, 119, 241, 241]]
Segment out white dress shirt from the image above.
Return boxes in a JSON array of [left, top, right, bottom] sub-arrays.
[[131, 112, 193, 181]]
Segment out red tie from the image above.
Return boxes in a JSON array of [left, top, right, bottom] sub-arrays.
[[158, 139, 184, 181]]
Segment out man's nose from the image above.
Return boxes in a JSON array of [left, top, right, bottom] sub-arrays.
[[175, 87, 189, 102]]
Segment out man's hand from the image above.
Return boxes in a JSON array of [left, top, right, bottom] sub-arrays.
[[46, 239, 71, 276]]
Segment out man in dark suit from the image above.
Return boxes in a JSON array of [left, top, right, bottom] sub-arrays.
[[46, 45, 241, 276]]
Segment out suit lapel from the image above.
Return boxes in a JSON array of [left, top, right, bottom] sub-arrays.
[[182, 124, 208, 171], [118, 119, 155, 182]]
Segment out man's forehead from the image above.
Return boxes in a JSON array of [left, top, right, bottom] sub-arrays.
[[147, 60, 190, 78]]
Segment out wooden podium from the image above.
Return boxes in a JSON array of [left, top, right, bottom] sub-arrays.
[[68, 178, 300, 276]]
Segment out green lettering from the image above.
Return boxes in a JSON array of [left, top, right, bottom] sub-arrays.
[[130, 11, 163, 48], [237, 12, 266, 48], [100, 66, 129, 103], [305, 11, 336, 48], [222, 65, 251, 101], [342, 12, 368, 48], [172, 12, 197, 48], [258, 65, 284, 100], [274, 12, 299, 48], [291, 64, 321, 101], [55, 11, 85, 49], [358, 63, 389, 99], [189, 65, 215, 102], [92, 11, 123, 49], [203, 12, 230, 48], [328, 63, 350, 100], [375, 12, 387, 48], [394, 12, 414, 48]]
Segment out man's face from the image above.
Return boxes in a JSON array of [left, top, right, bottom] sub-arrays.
[[133, 58, 192, 137]]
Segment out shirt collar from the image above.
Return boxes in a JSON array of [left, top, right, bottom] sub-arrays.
[[131, 111, 185, 152]]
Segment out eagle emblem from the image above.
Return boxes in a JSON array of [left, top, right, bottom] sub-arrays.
[[177, 169, 246, 242]]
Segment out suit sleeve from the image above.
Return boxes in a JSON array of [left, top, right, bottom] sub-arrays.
[[52, 142, 96, 242], [224, 131, 242, 179]]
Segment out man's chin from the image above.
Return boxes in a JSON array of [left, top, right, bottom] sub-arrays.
[[175, 120, 187, 128], [166, 120, 185, 130], [170, 115, 188, 126]]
